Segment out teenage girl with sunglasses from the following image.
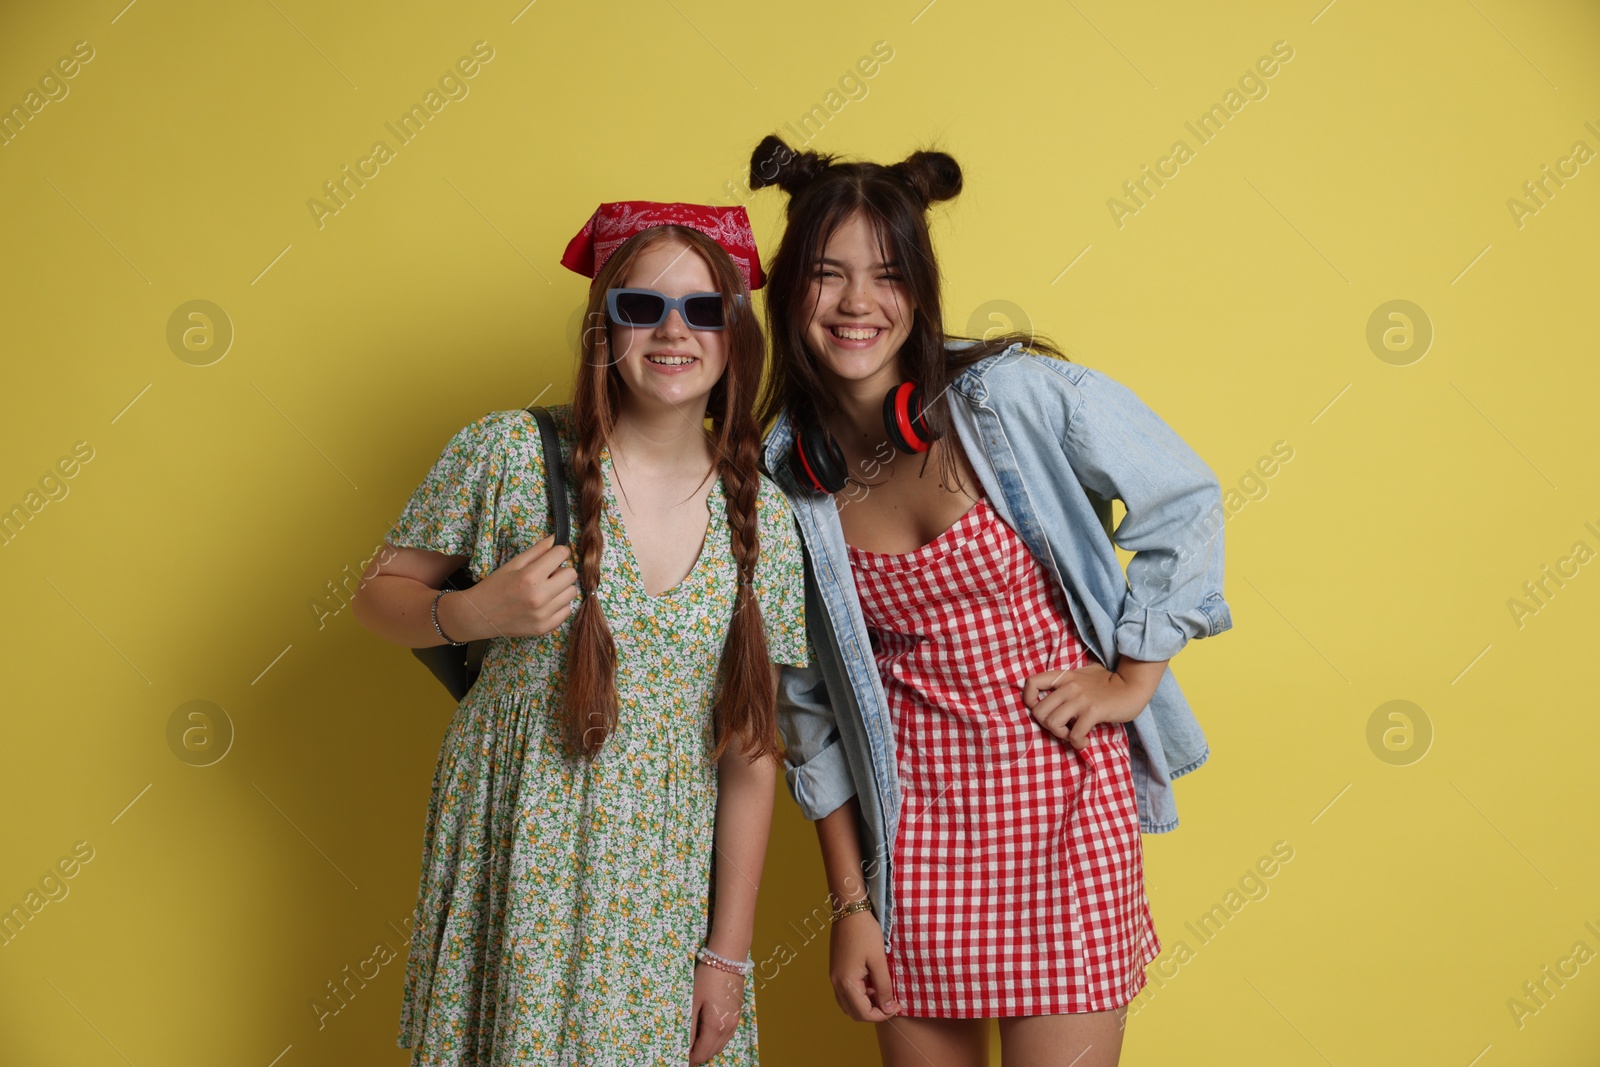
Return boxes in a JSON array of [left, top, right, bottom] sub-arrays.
[[745, 138, 1233, 1067], [354, 202, 808, 1066]]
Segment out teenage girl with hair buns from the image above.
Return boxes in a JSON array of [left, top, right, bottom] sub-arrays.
[[746, 137, 1233, 1066], [355, 202, 808, 1066]]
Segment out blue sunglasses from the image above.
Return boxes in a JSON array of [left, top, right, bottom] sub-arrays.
[[605, 288, 743, 331]]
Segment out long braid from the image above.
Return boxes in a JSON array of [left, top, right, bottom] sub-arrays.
[[562, 360, 619, 757], [710, 405, 778, 763]]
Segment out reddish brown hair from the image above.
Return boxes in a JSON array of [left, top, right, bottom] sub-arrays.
[[563, 225, 777, 763]]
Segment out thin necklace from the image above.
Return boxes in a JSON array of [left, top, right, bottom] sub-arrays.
[[607, 435, 716, 512]]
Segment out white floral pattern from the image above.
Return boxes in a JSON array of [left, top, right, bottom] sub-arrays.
[[386, 405, 807, 1066]]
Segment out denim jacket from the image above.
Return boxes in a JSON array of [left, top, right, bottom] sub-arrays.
[[762, 343, 1233, 950]]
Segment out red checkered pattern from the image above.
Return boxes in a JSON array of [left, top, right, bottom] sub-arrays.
[[848, 497, 1160, 1017]]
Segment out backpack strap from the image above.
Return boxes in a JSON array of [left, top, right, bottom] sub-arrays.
[[524, 405, 571, 547]]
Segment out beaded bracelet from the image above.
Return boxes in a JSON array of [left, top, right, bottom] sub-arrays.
[[695, 945, 754, 976], [431, 589, 465, 646]]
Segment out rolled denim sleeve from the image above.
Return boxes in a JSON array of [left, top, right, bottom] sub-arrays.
[[775, 659, 859, 821], [1064, 367, 1233, 661]]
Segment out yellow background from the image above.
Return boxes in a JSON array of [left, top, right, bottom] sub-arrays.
[[2, 1, 1598, 1064]]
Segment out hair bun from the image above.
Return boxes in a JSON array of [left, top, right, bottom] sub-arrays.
[[749, 135, 832, 196], [890, 150, 962, 207]]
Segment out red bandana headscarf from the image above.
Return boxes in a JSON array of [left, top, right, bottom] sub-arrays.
[[560, 201, 765, 291]]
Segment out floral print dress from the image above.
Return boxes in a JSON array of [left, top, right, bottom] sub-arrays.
[[384, 405, 808, 1066]]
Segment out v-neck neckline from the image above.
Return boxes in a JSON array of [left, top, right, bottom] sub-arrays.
[[599, 447, 723, 601]]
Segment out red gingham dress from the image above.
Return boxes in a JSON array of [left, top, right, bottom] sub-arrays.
[[847, 496, 1160, 1017]]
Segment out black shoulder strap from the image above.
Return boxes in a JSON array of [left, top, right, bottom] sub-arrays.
[[524, 406, 571, 547]]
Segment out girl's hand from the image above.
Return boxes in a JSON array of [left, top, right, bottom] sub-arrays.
[[828, 910, 901, 1021], [1022, 663, 1160, 750], [688, 963, 744, 1065], [445, 534, 579, 640]]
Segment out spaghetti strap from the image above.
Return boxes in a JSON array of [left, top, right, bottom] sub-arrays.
[[847, 497, 1159, 1016]]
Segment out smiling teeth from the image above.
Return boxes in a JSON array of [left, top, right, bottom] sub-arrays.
[[647, 355, 695, 365], [832, 326, 881, 340]]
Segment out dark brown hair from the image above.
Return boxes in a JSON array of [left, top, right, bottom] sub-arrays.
[[748, 135, 1065, 485], [564, 225, 777, 763]]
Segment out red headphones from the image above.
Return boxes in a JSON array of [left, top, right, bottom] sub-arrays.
[[789, 381, 938, 494]]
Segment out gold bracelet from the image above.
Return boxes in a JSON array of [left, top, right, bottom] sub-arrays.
[[829, 897, 873, 924]]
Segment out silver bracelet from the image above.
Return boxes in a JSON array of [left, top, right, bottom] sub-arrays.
[[431, 589, 465, 646], [695, 945, 754, 976]]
